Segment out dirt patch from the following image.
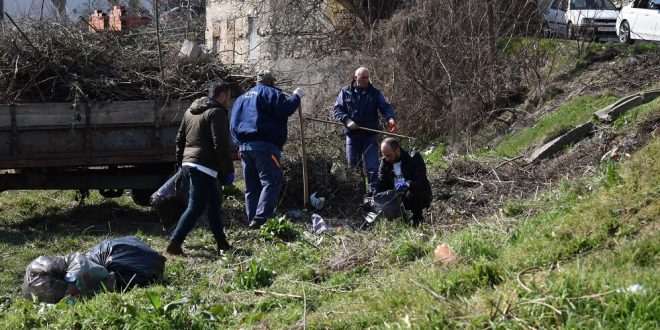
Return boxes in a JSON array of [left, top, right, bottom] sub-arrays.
[[435, 112, 659, 223], [325, 233, 387, 272], [270, 110, 657, 231]]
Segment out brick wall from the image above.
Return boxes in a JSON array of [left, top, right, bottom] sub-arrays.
[[89, 10, 108, 32], [89, 5, 151, 32]]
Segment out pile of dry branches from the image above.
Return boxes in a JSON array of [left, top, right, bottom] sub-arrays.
[[359, 0, 545, 142], [279, 125, 367, 215], [0, 19, 234, 103]]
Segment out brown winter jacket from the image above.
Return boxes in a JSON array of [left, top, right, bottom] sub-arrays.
[[176, 97, 234, 179]]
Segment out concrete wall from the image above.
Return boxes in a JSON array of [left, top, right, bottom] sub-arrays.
[[205, 0, 360, 114], [205, 1, 268, 66]]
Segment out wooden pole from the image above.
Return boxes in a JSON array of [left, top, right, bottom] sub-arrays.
[[298, 105, 310, 209], [154, 0, 164, 80]]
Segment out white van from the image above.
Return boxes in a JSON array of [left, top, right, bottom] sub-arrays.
[[543, 0, 620, 40]]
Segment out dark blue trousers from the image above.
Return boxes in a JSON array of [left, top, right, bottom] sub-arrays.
[[346, 134, 380, 193], [171, 167, 225, 243], [240, 150, 283, 223]]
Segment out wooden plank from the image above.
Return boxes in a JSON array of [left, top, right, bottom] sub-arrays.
[[90, 101, 155, 125], [157, 100, 191, 124], [0, 103, 84, 128], [0, 106, 10, 128], [1, 100, 191, 129]]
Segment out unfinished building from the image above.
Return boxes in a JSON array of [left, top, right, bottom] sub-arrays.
[[206, 0, 374, 112]]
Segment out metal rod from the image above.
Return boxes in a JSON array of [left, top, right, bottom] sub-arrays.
[[298, 106, 310, 208], [304, 116, 416, 140]]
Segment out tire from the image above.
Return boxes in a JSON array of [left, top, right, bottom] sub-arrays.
[[619, 21, 633, 44], [99, 188, 124, 198], [542, 22, 550, 38], [131, 189, 155, 206]]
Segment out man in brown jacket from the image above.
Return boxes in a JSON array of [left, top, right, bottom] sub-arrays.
[[166, 81, 235, 255]]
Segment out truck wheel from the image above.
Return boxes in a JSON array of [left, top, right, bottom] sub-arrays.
[[99, 189, 124, 198], [131, 189, 154, 206]]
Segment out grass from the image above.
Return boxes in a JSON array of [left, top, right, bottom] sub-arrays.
[[498, 37, 567, 57], [308, 136, 659, 328], [0, 117, 658, 328], [613, 96, 660, 130], [421, 142, 447, 170], [496, 93, 618, 157]]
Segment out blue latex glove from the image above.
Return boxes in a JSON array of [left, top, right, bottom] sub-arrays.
[[225, 173, 235, 186], [395, 181, 409, 191]]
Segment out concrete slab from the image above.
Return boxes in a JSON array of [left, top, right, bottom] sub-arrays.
[[526, 121, 595, 163], [594, 89, 660, 122]]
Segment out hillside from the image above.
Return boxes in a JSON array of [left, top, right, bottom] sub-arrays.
[[0, 40, 658, 329]]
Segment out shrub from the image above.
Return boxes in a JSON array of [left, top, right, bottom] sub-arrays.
[[260, 216, 300, 241], [234, 260, 276, 290]]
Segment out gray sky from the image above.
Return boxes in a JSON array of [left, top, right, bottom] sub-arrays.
[[3, 0, 155, 20]]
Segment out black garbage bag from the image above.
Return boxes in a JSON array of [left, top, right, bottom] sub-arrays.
[[86, 236, 166, 288], [63, 253, 113, 298], [362, 190, 404, 227], [22, 256, 69, 303], [150, 169, 190, 230], [22, 253, 114, 303]]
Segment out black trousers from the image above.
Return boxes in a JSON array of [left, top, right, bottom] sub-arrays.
[[401, 190, 431, 224]]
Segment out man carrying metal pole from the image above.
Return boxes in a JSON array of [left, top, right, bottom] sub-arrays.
[[332, 67, 396, 197]]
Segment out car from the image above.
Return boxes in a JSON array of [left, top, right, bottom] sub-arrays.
[[543, 0, 620, 40], [616, 0, 660, 43]]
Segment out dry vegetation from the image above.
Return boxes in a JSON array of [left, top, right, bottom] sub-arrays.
[[359, 0, 544, 141], [0, 3, 233, 103], [0, 1, 659, 329]]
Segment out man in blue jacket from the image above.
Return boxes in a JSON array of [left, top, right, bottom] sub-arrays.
[[230, 70, 303, 229], [332, 67, 396, 196]]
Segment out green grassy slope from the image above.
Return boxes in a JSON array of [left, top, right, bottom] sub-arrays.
[[0, 129, 657, 329]]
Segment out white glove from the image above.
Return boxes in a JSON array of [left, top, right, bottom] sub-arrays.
[[346, 120, 359, 130], [293, 88, 304, 98]]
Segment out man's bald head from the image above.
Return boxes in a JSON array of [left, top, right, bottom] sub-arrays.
[[380, 137, 401, 163], [354, 67, 370, 89]]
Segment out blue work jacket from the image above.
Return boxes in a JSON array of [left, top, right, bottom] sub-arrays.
[[230, 83, 300, 154], [332, 81, 395, 138]]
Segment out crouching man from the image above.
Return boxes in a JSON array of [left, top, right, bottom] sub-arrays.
[[374, 138, 432, 226]]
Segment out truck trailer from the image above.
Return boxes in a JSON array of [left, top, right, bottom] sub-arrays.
[[0, 99, 229, 205]]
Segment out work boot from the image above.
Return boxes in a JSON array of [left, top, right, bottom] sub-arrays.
[[216, 237, 232, 252], [165, 239, 185, 256], [248, 216, 267, 229], [411, 211, 424, 227]]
